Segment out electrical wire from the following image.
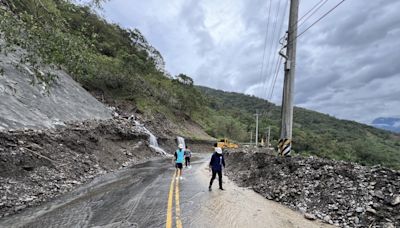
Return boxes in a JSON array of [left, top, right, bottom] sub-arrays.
[[268, 55, 283, 100], [284, 0, 347, 48], [281, 0, 327, 42], [261, 0, 285, 99], [298, 0, 325, 23], [297, 0, 329, 29], [264, 0, 289, 100], [297, 0, 347, 38], [257, 0, 273, 84]]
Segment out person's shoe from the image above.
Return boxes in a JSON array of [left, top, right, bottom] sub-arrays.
[[219, 187, 224, 190], [208, 186, 212, 191]]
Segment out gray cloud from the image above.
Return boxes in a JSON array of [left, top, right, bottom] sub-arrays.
[[101, 0, 400, 124]]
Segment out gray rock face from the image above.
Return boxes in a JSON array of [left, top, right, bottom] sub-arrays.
[[225, 151, 400, 227], [0, 47, 111, 131]]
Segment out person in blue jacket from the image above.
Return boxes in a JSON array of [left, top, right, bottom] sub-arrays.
[[209, 147, 225, 191], [174, 144, 185, 180]]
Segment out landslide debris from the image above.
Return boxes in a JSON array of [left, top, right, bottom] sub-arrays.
[[225, 150, 400, 228], [0, 118, 161, 218]]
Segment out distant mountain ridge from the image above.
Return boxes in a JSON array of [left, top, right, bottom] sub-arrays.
[[372, 117, 400, 133]]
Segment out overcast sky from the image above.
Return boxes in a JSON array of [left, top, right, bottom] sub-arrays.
[[97, 0, 400, 124]]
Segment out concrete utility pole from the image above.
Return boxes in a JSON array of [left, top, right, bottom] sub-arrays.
[[279, 0, 299, 156], [255, 112, 259, 147], [267, 126, 271, 148]]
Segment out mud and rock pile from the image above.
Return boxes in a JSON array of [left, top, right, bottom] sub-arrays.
[[0, 118, 162, 218], [225, 151, 400, 228]]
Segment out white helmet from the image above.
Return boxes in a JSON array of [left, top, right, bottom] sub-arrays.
[[178, 144, 184, 149], [215, 147, 223, 154]]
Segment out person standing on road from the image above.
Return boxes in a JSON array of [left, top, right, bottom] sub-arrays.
[[209, 147, 225, 191], [184, 145, 192, 168], [174, 144, 185, 180]]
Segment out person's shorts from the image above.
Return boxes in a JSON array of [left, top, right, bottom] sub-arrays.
[[175, 163, 183, 169]]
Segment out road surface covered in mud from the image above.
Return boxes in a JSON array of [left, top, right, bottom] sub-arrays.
[[0, 154, 330, 228]]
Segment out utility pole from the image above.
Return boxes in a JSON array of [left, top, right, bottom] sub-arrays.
[[279, 0, 299, 156], [255, 112, 259, 147], [267, 126, 271, 148]]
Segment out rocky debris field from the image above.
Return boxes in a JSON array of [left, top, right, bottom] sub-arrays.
[[225, 150, 400, 228], [0, 118, 164, 218]]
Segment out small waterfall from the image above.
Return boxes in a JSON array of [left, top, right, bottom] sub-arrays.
[[148, 132, 167, 155], [177, 136, 186, 149], [131, 119, 168, 156], [149, 133, 158, 147]]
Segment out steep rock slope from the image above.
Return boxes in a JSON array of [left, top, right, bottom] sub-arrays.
[[0, 46, 111, 130]]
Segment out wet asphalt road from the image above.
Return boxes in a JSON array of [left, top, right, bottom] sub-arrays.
[[0, 154, 330, 228], [0, 155, 210, 228]]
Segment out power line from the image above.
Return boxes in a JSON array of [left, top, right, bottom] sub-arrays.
[[268, 56, 283, 100], [298, 0, 325, 23], [261, 0, 283, 91], [284, 0, 347, 48], [283, 0, 327, 38], [265, 0, 289, 100], [297, 0, 347, 38], [259, 0, 288, 137], [257, 0, 273, 85], [297, 0, 329, 28], [262, 0, 286, 100]]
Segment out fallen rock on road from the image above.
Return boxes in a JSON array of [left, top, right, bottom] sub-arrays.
[[0, 118, 162, 218], [225, 151, 400, 228]]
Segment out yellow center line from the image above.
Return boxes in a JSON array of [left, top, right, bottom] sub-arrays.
[[166, 172, 176, 228], [175, 169, 183, 228]]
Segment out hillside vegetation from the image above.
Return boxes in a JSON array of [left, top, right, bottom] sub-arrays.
[[197, 87, 400, 169], [1, 0, 399, 169]]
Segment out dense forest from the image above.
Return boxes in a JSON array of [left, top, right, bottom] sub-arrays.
[[1, 0, 399, 169]]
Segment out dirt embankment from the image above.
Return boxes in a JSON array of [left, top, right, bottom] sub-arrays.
[[0, 118, 163, 218], [92, 97, 215, 154], [225, 151, 400, 228]]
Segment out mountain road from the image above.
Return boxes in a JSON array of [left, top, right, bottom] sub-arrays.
[[0, 154, 331, 228]]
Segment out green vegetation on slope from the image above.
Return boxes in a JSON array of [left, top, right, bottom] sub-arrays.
[[0, 0, 206, 122], [1, 0, 399, 169], [197, 86, 400, 169]]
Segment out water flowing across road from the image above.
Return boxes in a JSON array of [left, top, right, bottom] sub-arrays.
[[0, 154, 331, 228]]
